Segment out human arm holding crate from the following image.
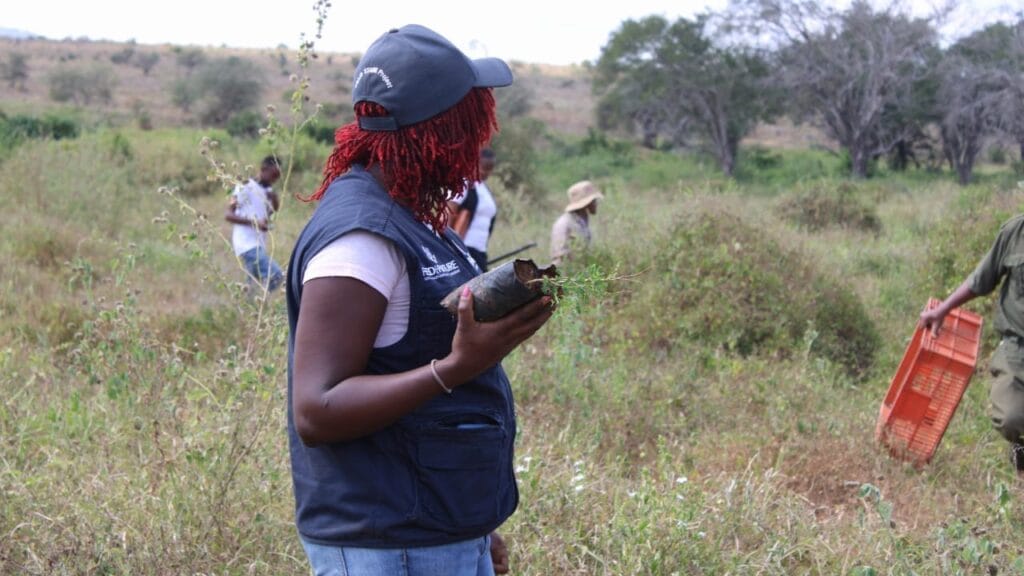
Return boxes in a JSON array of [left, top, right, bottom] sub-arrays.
[[919, 282, 977, 337]]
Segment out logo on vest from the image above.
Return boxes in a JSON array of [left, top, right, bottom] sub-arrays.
[[421, 245, 460, 280], [422, 245, 439, 264]]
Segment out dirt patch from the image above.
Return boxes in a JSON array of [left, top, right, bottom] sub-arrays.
[[781, 438, 869, 519], [779, 436, 957, 529]]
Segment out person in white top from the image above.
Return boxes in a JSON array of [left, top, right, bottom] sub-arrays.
[[225, 155, 284, 293], [448, 148, 498, 271]]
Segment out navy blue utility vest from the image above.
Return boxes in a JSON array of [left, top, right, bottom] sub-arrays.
[[285, 166, 518, 548]]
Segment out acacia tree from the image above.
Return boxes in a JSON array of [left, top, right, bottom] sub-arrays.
[[936, 56, 1002, 184], [934, 22, 1022, 184], [986, 19, 1024, 161], [735, 0, 939, 178], [593, 17, 688, 151], [594, 15, 778, 176]]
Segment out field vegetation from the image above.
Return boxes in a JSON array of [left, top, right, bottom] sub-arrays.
[[1, 117, 1023, 574], [4, 4, 1024, 575]]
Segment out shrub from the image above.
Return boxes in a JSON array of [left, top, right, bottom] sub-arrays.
[[776, 182, 882, 233], [489, 118, 542, 197], [133, 52, 160, 76], [0, 113, 80, 151], [174, 47, 206, 73], [226, 110, 264, 139], [47, 63, 118, 105], [624, 203, 879, 379], [744, 145, 782, 170], [918, 185, 1017, 306], [192, 57, 265, 125], [988, 145, 1008, 165], [496, 81, 534, 119], [1012, 160, 1024, 177], [131, 100, 153, 130], [1, 52, 29, 90], [109, 47, 134, 65], [171, 79, 198, 113], [301, 120, 336, 145]]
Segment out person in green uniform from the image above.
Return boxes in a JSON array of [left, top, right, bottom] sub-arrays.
[[921, 215, 1024, 476]]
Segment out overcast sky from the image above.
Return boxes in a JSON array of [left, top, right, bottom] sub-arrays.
[[5, 0, 1021, 65]]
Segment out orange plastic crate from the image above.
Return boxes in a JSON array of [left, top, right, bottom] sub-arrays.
[[876, 298, 983, 465]]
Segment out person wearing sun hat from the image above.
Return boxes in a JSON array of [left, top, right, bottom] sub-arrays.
[[285, 24, 554, 575], [550, 180, 604, 266]]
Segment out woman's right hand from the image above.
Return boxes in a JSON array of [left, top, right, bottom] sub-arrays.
[[445, 286, 554, 382]]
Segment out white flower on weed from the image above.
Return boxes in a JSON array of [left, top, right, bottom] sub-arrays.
[[574, 485, 584, 493], [572, 474, 585, 484], [697, 531, 706, 539], [523, 456, 533, 463], [627, 491, 637, 498], [515, 465, 528, 473], [676, 494, 685, 501], [676, 476, 688, 485]]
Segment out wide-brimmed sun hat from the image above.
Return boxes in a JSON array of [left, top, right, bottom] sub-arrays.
[[565, 180, 603, 212], [352, 24, 514, 131]]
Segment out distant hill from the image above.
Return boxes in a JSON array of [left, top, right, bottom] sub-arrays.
[[0, 37, 597, 136], [0, 28, 40, 40], [0, 36, 827, 147]]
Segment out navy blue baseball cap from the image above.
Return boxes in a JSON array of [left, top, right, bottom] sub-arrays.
[[352, 24, 514, 131]]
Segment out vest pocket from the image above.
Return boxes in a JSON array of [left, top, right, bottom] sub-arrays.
[[414, 412, 506, 529]]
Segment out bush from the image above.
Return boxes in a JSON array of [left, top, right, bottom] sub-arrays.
[[988, 145, 1008, 165], [174, 47, 206, 72], [744, 145, 782, 170], [170, 79, 197, 113], [47, 63, 118, 106], [193, 57, 264, 125], [918, 185, 1017, 304], [0, 113, 80, 151], [776, 182, 882, 233], [496, 81, 534, 119], [1012, 160, 1024, 177], [226, 110, 264, 139], [1, 52, 29, 90], [624, 203, 879, 379], [301, 120, 337, 145], [133, 52, 160, 76], [109, 46, 135, 65], [489, 118, 543, 197]]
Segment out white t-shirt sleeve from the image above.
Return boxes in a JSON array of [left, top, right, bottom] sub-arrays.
[[301, 231, 411, 348], [302, 231, 405, 299]]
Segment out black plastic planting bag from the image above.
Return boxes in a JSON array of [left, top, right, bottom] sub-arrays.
[[441, 259, 558, 322]]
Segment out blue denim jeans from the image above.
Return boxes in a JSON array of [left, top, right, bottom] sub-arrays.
[[239, 246, 283, 293], [300, 535, 495, 576]]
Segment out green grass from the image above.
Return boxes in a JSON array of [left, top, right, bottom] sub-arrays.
[[4, 127, 1024, 574]]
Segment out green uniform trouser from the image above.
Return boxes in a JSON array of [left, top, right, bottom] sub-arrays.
[[989, 338, 1024, 442]]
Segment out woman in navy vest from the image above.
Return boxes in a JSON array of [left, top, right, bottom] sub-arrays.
[[286, 25, 554, 576]]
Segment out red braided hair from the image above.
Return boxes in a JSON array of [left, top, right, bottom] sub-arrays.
[[308, 87, 498, 232]]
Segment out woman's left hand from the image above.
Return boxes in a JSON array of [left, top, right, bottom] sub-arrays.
[[490, 531, 509, 574]]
